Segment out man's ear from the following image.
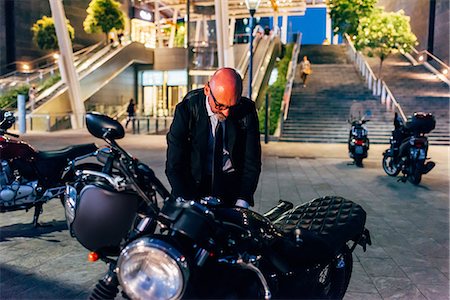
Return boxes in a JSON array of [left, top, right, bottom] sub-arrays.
[[204, 83, 209, 96]]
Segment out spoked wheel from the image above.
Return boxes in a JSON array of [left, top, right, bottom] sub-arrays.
[[382, 151, 400, 176], [318, 246, 353, 299]]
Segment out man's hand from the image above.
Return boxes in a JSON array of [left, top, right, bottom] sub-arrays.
[[235, 199, 250, 208]]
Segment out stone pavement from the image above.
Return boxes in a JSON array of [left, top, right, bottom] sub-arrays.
[[0, 130, 448, 299]]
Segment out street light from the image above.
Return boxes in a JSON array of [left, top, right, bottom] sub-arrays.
[[245, 0, 261, 101]]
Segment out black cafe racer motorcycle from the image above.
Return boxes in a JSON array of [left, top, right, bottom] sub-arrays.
[[64, 112, 372, 299], [0, 110, 98, 226]]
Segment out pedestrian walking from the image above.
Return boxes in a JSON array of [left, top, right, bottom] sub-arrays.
[[28, 84, 37, 111], [299, 56, 312, 87], [125, 98, 135, 128]]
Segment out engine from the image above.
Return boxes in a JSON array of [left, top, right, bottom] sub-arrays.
[[0, 160, 37, 207]]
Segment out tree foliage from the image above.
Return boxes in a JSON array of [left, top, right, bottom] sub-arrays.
[[327, 0, 377, 37], [31, 16, 75, 50], [356, 9, 417, 77], [84, 0, 125, 38], [258, 44, 293, 135]]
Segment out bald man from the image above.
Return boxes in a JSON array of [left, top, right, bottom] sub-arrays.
[[166, 68, 261, 207]]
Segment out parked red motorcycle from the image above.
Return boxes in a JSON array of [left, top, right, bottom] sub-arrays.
[[0, 110, 98, 226]]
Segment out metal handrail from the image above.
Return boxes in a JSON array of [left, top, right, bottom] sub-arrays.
[[344, 33, 407, 121], [282, 32, 302, 121], [251, 33, 278, 102], [412, 48, 449, 70]]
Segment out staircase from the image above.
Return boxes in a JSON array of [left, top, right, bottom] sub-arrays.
[[366, 54, 450, 145], [280, 45, 392, 143]]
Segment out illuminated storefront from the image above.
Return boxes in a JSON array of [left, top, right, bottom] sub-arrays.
[[140, 70, 187, 117], [130, 7, 156, 48]]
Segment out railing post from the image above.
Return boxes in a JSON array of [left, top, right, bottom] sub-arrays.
[[46, 115, 51, 132], [264, 93, 269, 144], [377, 79, 381, 96], [386, 94, 391, 111], [368, 75, 372, 88], [381, 84, 386, 104]]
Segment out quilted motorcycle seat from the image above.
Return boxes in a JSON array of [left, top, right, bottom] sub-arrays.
[[38, 143, 97, 161], [272, 196, 367, 255]]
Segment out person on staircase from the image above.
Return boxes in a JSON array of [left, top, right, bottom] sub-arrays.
[[299, 56, 312, 87]]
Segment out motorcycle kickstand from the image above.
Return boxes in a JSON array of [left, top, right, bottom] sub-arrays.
[[397, 175, 407, 183], [32, 203, 47, 227]]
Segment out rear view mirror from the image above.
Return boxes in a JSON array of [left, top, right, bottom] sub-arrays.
[[86, 112, 125, 140]]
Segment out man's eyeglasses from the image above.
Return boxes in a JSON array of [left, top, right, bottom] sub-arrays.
[[208, 82, 239, 110]]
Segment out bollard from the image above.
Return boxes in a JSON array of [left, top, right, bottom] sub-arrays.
[[137, 118, 140, 134], [17, 94, 26, 134], [264, 93, 269, 144], [132, 118, 136, 134], [155, 118, 159, 133], [147, 118, 150, 133]]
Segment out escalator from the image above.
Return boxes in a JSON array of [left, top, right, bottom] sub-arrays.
[[34, 42, 154, 114], [236, 34, 281, 105]]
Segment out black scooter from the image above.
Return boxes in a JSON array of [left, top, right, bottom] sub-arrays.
[[348, 118, 370, 167], [382, 112, 436, 185]]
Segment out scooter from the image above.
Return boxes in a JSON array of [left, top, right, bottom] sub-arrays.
[[348, 117, 370, 167], [382, 112, 436, 185]]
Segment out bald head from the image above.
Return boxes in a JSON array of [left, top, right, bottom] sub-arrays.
[[204, 68, 243, 120], [209, 68, 243, 100]]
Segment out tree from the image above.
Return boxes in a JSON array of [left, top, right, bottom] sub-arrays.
[[84, 0, 126, 42], [327, 0, 377, 37], [31, 16, 75, 50], [174, 22, 186, 47], [356, 9, 417, 78]]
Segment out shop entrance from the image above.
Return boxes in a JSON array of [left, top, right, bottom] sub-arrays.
[[131, 18, 156, 48]]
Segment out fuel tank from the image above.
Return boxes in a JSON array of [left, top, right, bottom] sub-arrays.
[[0, 136, 37, 161], [213, 207, 284, 247]]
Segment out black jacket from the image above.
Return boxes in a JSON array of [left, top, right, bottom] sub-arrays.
[[165, 88, 261, 206]]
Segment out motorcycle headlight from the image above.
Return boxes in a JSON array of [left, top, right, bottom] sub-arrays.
[[64, 185, 77, 235], [117, 238, 189, 300]]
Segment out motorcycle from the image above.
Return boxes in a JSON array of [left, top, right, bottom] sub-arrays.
[[64, 112, 371, 300], [348, 117, 370, 167], [0, 110, 98, 226], [382, 112, 436, 185]]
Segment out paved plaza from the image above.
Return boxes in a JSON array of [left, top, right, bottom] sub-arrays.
[[0, 130, 449, 299]]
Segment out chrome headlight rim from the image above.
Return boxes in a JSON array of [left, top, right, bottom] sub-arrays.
[[117, 237, 189, 300]]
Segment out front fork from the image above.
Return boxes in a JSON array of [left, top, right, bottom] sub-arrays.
[[90, 262, 120, 300]]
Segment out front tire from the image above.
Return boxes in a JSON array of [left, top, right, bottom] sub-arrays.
[[408, 160, 423, 185], [382, 151, 400, 176], [354, 158, 363, 167]]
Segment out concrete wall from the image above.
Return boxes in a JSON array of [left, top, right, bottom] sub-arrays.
[[377, 0, 449, 64], [87, 65, 135, 111], [0, 0, 129, 75], [0, 0, 6, 74], [434, 0, 449, 64]]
